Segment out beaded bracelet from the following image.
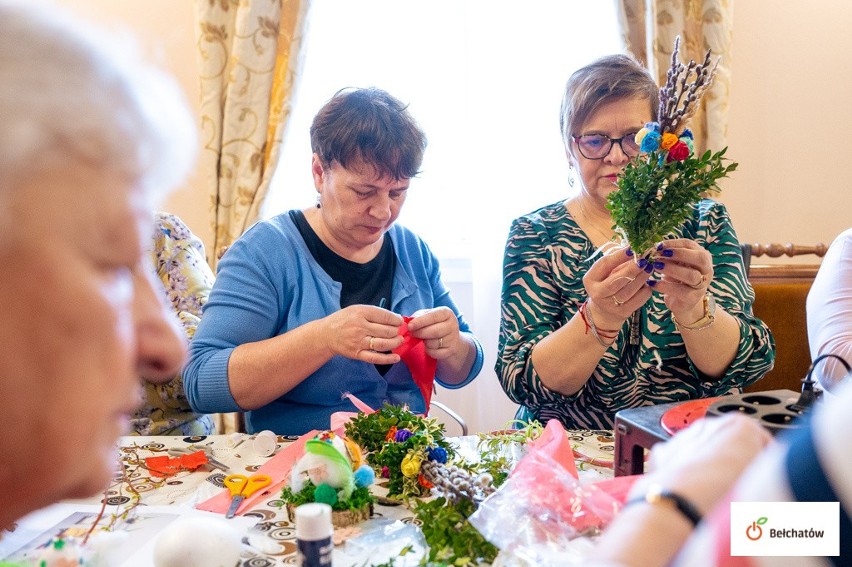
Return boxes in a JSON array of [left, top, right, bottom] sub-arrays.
[[578, 299, 619, 347]]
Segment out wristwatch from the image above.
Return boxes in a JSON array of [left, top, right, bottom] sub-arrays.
[[624, 483, 703, 526], [675, 292, 716, 331]]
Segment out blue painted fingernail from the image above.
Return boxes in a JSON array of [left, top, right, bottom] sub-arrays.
[[637, 258, 648, 269], [647, 279, 657, 287], [625, 248, 634, 257], [644, 263, 654, 273], [657, 243, 664, 251], [662, 249, 674, 257], [654, 261, 665, 270]]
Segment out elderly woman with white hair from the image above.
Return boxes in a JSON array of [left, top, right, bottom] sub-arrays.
[[0, 0, 197, 529]]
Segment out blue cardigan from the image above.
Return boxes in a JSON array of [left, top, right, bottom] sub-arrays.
[[184, 213, 483, 435]]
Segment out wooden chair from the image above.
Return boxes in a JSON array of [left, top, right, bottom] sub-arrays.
[[740, 243, 827, 393]]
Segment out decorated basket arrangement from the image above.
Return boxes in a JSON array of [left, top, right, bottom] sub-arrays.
[[607, 37, 738, 263], [343, 403, 457, 500], [280, 430, 377, 528]]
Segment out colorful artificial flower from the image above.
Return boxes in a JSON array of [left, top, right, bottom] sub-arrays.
[[401, 452, 424, 478], [639, 130, 661, 153], [385, 426, 398, 442], [660, 132, 679, 150], [667, 141, 690, 162]]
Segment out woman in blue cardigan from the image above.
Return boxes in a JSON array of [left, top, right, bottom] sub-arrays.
[[185, 88, 483, 435]]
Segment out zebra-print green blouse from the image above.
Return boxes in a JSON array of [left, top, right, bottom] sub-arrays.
[[496, 198, 775, 430]]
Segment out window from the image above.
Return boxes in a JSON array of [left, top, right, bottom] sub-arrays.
[[266, 0, 622, 256], [265, 0, 623, 433]]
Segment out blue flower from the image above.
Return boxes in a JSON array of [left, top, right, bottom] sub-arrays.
[[427, 446, 448, 463], [640, 131, 661, 153]]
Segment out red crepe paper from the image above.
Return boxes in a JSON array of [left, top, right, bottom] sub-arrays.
[[392, 316, 437, 411], [145, 451, 209, 477]]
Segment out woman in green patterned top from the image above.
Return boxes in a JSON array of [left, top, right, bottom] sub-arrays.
[[131, 212, 216, 435], [496, 55, 775, 429]]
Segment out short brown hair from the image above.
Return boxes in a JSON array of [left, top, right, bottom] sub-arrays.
[[559, 54, 659, 151], [310, 87, 427, 180]]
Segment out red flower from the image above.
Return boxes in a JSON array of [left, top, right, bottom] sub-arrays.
[[667, 141, 690, 162]]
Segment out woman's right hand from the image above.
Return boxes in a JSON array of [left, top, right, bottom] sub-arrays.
[[583, 246, 651, 328], [323, 305, 404, 363], [632, 414, 773, 516]]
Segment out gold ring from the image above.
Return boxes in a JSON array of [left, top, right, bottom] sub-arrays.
[[368, 336, 376, 351], [439, 337, 444, 349], [687, 274, 707, 290], [612, 295, 625, 306]]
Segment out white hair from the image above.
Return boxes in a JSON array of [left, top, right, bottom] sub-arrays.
[[0, 0, 197, 202]]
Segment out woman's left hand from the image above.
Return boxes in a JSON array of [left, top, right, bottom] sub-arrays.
[[650, 239, 714, 316], [406, 307, 461, 360]]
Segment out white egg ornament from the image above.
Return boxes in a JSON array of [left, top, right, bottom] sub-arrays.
[[153, 516, 242, 567]]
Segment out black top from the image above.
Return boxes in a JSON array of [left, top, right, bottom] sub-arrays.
[[290, 210, 395, 309], [291, 209, 396, 375]]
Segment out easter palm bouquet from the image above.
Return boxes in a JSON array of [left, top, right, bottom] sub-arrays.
[[607, 37, 738, 260]]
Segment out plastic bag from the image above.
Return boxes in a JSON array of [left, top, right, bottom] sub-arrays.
[[468, 420, 634, 566], [341, 519, 427, 566]]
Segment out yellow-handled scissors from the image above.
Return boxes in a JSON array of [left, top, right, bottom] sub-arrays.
[[224, 473, 272, 519]]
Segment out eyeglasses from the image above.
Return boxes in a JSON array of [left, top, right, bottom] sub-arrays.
[[572, 133, 640, 160]]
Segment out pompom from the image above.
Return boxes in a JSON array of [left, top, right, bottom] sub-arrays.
[[394, 429, 412, 443], [381, 466, 390, 478], [353, 464, 375, 488], [427, 446, 448, 464], [313, 483, 338, 506]]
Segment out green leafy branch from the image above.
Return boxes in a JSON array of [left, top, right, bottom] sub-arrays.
[[608, 148, 737, 256], [413, 497, 499, 566]]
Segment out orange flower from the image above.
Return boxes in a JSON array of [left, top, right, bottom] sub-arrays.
[[660, 132, 678, 150], [385, 426, 398, 442], [418, 474, 434, 489]]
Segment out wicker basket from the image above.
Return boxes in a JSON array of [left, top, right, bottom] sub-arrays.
[[285, 502, 373, 528]]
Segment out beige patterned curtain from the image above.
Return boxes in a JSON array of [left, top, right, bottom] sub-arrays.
[[617, 0, 733, 154], [195, 0, 310, 266]]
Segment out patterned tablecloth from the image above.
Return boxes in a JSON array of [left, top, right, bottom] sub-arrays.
[[3, 430, 616, 566]]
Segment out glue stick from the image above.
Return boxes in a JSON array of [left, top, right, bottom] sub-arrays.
[[295, 503, 333, 566]]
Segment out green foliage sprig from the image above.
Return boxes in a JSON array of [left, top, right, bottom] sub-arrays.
[[413, 497, 499, 566], [609, 148, 736, 256]]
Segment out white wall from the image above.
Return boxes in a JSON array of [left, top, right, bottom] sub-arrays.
[[724, 1, 852, 254]]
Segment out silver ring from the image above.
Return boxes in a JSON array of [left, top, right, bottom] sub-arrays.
[[439, 337, 444, 349], [368, 336, 376, 351], [611, 295, 625, 306]]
